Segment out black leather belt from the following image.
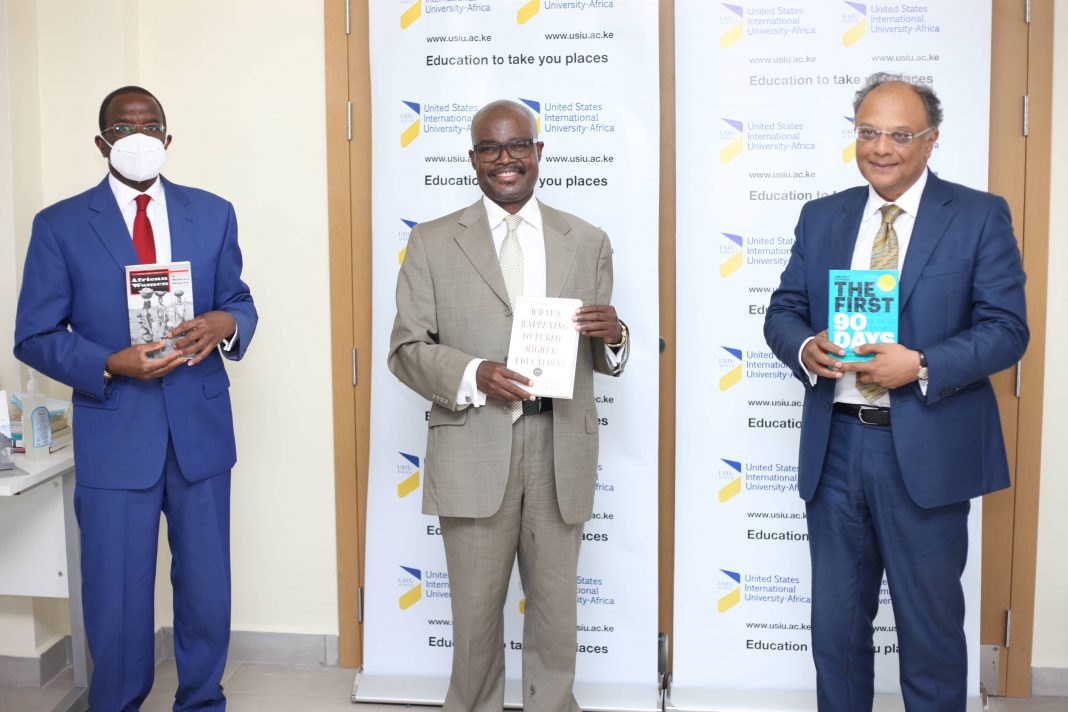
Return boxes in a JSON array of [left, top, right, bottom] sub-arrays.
[[522, 397, 553, 416], [834, 402, 891, 426]]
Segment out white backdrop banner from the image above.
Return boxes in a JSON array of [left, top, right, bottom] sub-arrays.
[[673, 2, 991, 709], [362, 2, 660, 710]]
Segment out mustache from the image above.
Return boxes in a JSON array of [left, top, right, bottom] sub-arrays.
[[488, 164, 525, 176]]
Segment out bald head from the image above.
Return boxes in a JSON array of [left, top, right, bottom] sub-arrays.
[[470, 100, 537, 142]]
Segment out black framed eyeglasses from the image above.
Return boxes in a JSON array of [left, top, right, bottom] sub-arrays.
[[103, 123, 167, 138], [472, 137, 537, 163], [854, 126, 934, 145]]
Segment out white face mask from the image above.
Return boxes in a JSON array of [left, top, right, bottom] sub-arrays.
[[101, 132, 168, 182]]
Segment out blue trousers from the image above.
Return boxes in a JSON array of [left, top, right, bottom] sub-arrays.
[[74, 442, 231, 712], [806, 412, 970, 712]]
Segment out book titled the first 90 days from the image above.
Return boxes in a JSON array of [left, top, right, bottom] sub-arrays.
[[827, 269, 899, 362], [124, 261, 194, 359]]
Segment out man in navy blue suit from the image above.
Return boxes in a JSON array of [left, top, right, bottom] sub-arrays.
[[765, 73, 1028, 711], [14, 86, 257, 711]]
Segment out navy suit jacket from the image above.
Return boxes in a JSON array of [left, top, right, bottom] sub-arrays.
[[14, 176, 257, 489], [764, 172, 1028, 509]]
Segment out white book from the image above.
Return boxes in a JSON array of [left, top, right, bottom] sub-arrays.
[[506, 297, 582, 399], [124, 261, 194, 359]]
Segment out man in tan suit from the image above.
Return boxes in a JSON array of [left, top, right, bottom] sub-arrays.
[[388, 99, 628, 712]]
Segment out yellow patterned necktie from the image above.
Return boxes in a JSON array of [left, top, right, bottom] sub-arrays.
[[857, 204, 903, 402], [500, 215, 525, 422]]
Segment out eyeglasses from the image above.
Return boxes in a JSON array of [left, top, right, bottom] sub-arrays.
[[103, 123, 167, 138], [854, 126, 934, 145], [472, 137, 538, 163]]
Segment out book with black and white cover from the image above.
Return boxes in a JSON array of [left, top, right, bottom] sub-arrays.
[[125, 261, 194, 359]]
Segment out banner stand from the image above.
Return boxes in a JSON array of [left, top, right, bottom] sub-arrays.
[[666, 688, 984, 712], [353, 671, 661, 712]]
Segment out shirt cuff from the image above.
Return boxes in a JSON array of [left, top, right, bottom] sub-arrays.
[[456, 358, 487, 408], [221, 323, 239, 353], [604, 342, 625, 374], [799, 336, 817, 386]]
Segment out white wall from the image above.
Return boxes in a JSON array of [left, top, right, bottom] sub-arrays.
[[1033, 3, 1068, 672], [135, 1, 338, 635], [0, 0, 338, 641]]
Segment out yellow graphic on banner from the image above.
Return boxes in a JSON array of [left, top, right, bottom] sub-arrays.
[[843, 18, 867, 47], [519, 598, 526, 614], [720, 22, 743, 49], [718, 587, 741, 612], [720, 136, 743, 164], [517, 0, 539, 25], [399, 566, 423, 610], [718, 477, 742, 502], [397, 471, 419, 497], [398, 247, 407, 265], [399, 584, 422, 609], [401, 119, 421, 148], [719, 364, 742, 391], [842, 142, 856, 163], [720, 251, 743, 277], [401, 2, 422, 29]]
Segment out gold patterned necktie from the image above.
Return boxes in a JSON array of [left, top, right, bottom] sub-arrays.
[[858, 203, 903, 402], [500, 214, 525, 422]]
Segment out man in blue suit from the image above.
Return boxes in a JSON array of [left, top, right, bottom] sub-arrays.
[[14, 86, 257, 711], [764, 74, 1027, 711]]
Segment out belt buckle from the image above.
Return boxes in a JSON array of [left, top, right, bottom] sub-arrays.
[[856, 405, 881, 425], [522, 398, 542, 416]]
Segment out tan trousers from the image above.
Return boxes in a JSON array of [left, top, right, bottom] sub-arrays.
[[439, 410, 584, 712]]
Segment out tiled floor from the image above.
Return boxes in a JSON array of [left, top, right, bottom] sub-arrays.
[[1, 660, 1065, 711]]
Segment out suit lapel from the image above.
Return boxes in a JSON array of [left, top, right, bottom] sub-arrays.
[[899, 172, 954, 312], [88, 178, 139, 268], [163, 177, 196, 264], [455, 201, 511, 307], [541, 201, 577, 298], [829, 188, 867, 270]]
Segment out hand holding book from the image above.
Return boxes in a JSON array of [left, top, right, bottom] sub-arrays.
[[169, 311, 236, 366], [839, 343, 924, 389]]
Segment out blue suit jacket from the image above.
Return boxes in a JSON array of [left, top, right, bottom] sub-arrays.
[[14, 176, 257, 489], [764, 172, 1028, 508]]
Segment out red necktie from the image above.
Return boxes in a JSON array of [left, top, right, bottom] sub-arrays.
[[133, 194, 157, 264]]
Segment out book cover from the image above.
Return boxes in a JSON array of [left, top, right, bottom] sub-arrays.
[[506, 297, 583, 399], [125, 261, 194, 359], [828, 269, 899, 362]]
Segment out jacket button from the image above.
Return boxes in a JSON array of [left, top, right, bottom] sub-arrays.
[[824, 402, 830, 412], [504, 308, 512, 317]]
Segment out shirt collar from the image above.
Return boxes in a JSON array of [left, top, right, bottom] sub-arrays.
[[864, 168, 927, 220], [483, 195, 542, 231], [108, 173, 166, 207]]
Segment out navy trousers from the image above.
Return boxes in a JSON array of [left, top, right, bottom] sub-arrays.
[[806, 412, 970, 712], [74, 441, 231, 712]]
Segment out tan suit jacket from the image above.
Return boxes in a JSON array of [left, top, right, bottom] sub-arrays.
[[388, 199, 625, 525]]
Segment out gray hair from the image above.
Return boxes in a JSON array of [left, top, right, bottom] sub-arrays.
[[853, 72, 943, 129]]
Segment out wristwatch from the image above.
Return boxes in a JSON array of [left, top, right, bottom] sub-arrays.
[[916, 350, 929, 381], [605, 321, 628, 349]]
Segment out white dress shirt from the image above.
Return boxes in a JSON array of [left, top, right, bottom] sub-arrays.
[[800, 170, 929, 404], [108, 173, 171, 263], [107, 173, 237, 351], [455, 195, 623, 408]]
